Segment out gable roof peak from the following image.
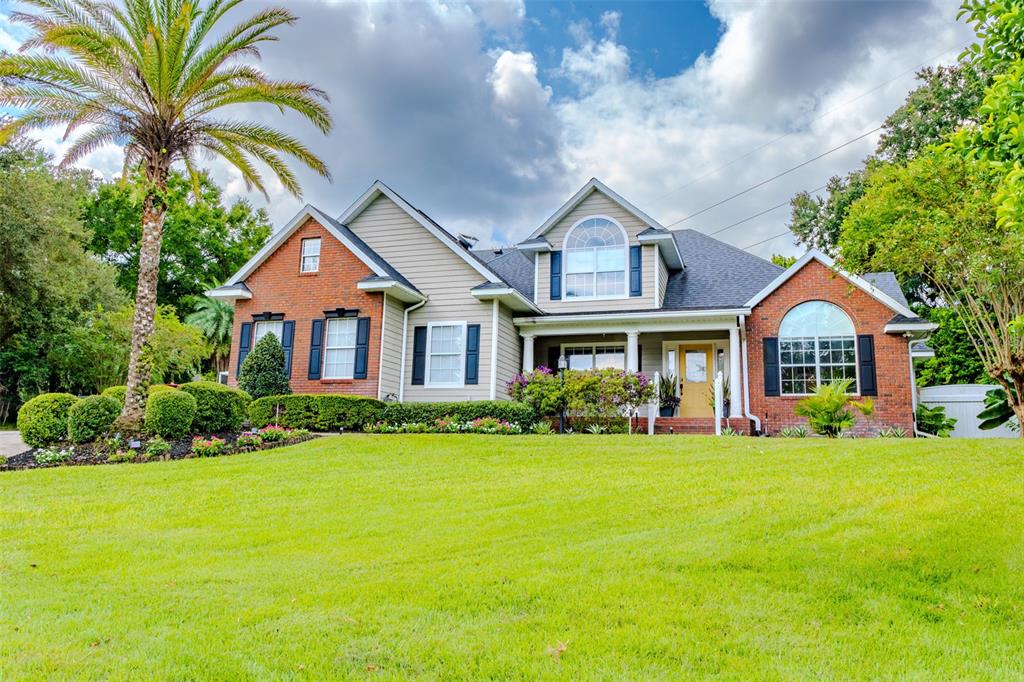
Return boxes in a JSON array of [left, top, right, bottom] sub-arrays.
[[525, 177, 665, 241]]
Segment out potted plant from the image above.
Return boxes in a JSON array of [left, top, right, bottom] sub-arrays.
[[658, 373, 680, 417]]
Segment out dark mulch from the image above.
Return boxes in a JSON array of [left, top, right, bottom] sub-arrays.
[[1, 432, 319, 472]]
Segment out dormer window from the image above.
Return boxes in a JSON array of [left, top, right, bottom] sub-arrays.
[[300, 238, 321, 273], [564, 217, 626, 299]]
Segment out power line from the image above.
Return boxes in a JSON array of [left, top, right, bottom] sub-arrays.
[[665, 126, 881, 228], [740, 229, 795, 251], [651, 45, 961, 205], [703, 185, 826, 236]]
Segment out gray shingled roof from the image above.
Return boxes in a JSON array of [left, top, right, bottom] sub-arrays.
[[319, 213, 419, 292], [863, 271, 910, 309], [661, 230, 784, 310], [480, 248, 535, 299]]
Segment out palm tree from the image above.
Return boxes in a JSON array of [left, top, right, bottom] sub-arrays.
[[185, 295, 233, 373], [0, 0, 331, 428]]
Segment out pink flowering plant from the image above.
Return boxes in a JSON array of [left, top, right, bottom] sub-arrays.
[[510, 367, 653, 431], [191, 436, 228, 457], [258, 425, 289, 443], [506, 366, 564, 416], [235, 433, 263, 451]]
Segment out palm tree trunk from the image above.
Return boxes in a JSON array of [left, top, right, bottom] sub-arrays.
[[116, 165, 169, 430]]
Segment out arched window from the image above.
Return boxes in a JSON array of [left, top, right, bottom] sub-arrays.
[[779, 301, 857, 395], [564, 217, 627, 298]]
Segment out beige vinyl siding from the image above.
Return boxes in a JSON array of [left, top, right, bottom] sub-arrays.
[[378, 293, 405, 400], [538, 190, 658, 312], [537, 245, 656, 313], [347, 194, 496, 402], [657, 248, 669, 308], [494, 302, 520, 399]]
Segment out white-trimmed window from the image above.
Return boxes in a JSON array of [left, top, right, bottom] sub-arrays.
[[254, 320, 284, 345], [300, 237, 321, 273], [563, 344, 626, 371], [779, 301, 857, 395], [564, 217, 626, 299], [427, 322, 466, 386], [323, 318, 357, 379]]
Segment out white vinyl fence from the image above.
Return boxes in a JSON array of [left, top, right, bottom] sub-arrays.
[[919, 384, 1017, 439]]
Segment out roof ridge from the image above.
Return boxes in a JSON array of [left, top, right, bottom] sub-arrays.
[[675, 228, 784, 271]]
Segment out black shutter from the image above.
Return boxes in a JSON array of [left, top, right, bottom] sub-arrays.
[[465, 324, 481, 385], [629, 245, 642, 297], [237, 322, 253, 376], [412, 326, 427, 385], [281, 321, 295, 377], [637, 344, 642, 373], [353, 317, 371, 379], [547, 346, 560, 372], [857, 334, 877, 396], [307, 319, 324, 380], [763, 337, 780, 397], [550, 251, 562, 300]]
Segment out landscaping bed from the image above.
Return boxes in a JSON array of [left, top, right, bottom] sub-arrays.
[[1, 428, 318, 471]]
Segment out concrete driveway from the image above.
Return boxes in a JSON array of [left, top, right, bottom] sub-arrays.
[[0, 431, 28, 456]]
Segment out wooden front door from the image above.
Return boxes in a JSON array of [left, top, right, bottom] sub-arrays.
[[678, 344, 714, 418]]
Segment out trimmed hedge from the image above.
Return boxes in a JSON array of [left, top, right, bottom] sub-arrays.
[[381, 400, 535, 426], [101, 384, 176, 408], [179, 381, 251, 433], [144, 390, 197, 439], [68, 395, 120, 443], [17, 393, 80, 447], [248, 394, 384, 431]]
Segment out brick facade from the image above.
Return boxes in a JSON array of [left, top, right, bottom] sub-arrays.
[[227, 218, 383, 398], [745, 259, 915, 436]]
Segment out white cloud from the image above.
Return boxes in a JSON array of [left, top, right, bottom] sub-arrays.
[[558, 13, 630, 93]]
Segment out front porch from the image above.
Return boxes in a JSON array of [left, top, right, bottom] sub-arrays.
[[515, 310, 751, 424]]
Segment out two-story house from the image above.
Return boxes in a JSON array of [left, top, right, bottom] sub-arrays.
[[209, 179, 935, 435]]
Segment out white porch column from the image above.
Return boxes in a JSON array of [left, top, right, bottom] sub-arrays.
[[521, 334, 535, 372], [626, 330, 640, 372], [729, 325, 742, 418]]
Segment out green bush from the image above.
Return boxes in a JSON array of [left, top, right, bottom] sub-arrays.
[[238, 334, 291, 399], [381, 400, 535, 426], [178, 381, 251, 433], [101, 384, 176, 408], [144, 390, 197, 439], [916, 403, 957, 437], [248, 394, 384, 431], [793, 379, 875, 437], [67, 395, 120, 443], [17, 393, 80, 447]]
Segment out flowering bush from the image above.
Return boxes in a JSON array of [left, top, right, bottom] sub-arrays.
[[34, 445, 75, 465], [363, 417, 523, 434], [509, 367, 654, 430], [191, 436, 228, 457], [235, 433, 263, 450], [257, 425, 289, 443]]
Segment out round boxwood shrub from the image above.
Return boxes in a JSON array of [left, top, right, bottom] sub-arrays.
[[101, 383, 176, 408], [17, 393, 80, 447], [178, 381, 251, 433], [67, 395, 121, 444], [238, 334, 291, 399], [144, 390, 197, 439]]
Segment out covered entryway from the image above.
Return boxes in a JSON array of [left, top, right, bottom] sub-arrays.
[[678, 343, 714, 418]]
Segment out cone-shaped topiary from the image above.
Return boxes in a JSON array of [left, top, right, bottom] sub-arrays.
[[238, 333, 291, 399]]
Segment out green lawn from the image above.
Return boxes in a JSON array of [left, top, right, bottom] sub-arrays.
[[2, 435, 1022, 680]]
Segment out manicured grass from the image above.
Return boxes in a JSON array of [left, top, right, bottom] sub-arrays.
[[2, 435, 1022, 680]]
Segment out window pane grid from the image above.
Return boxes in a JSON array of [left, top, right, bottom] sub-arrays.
[[779, 335, 857, 395], [564, 218, 626, 299], [254, 321, 283, 345], [565, 345, 625, 371], [428, 325, 464, 385], [301, 238, 321, 273], [323, 318, 356, 379]]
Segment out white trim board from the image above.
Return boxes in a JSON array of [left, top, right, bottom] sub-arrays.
[[338, 180, 501, 284], [527, 178, 665, 241], [744, 249, 918, 320]]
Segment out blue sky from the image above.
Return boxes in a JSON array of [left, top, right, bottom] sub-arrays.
[[0, 0, 973, 257]]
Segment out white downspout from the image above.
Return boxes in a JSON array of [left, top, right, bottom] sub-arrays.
[[908, 335, 934, 438], [398, 298, 427, 403], [377, 292, 388, 400], [489, 299, 499, 400], [738, 314, 762, 433]]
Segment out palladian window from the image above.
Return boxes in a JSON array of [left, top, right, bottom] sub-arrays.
[[779, 301, 857, 395], [564, 218, 626, 299]]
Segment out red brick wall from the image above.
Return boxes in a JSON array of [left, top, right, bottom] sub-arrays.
[[227, 217, 383, 398], [745, 259, 914, 436]]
